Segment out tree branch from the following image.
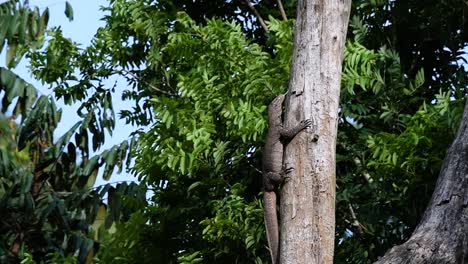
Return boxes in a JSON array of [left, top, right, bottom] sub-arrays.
[[276, 0, 287, 21], [90, 180, 139, 190], [374, 101, 468, 263], [348, 203, 364, 235], [239, 0, 269, 32], [119, 69, 175, 96], [353, 157, 373, 183]]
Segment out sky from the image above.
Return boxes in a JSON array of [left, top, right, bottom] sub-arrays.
[[0, 0, 135, 187]]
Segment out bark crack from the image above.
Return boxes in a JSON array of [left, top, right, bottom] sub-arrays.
[[437, 194, 461, 206]]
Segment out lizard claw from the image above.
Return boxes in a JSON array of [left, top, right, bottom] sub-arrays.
[[278, 164, 294, 180], [301, 119, 313, 129], [283, 164, 294, 174]]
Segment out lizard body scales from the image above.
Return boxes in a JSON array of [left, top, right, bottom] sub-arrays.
[[262, 94, 311, 264]]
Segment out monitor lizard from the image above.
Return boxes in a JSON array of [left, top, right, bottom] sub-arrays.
[[263, 94, 312, 264]]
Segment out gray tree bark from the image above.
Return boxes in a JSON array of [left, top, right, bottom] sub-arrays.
[[375, 101, 468, 263], [280, 1, 351, 263]]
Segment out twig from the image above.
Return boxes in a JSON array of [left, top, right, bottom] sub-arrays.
[[239, 0, 269, 32], [276, 0, 288, 21], [353, 157, 373, 183], [348, 203, 364, 235], [120, 69, 175, 96], [248, 161, 262, 174], [91, 180, 139, 190]]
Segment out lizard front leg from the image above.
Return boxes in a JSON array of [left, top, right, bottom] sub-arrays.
[[280, 119, 313, 141]]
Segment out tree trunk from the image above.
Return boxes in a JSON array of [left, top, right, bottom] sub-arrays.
[[375, 101, 468, 263], [280, 1, 351, 264]]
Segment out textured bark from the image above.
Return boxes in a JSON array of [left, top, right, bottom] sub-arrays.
[[279, 1, 351, 264], [375, 101, 468, 264]]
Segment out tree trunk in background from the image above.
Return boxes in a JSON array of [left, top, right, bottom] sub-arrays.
[[280, 1, 351, 263], [375, 101, 468, 263]]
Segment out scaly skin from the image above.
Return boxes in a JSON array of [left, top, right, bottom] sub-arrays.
[[262, 94, 312, 264]]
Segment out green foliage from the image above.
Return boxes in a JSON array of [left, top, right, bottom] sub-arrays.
[[125, 10, 296, 180], [70, 3, 297, 260], [177, 252, 203, 264], [333, 11, 466, 262], [29, 27, 78, 85], [136, 14, 295, 262], [367, 97, 462, 172], [78, 1, 466, 261], [351, 0, 467, 98], [0, 2, 141, 263], [265, 16, 294, 72], [0, 0, 48, 67], [19, 252, 77, 264], [3, 0, 466, 263], [199, 184, 265, 262], [0, 85, 99, 263], [139, 12, 285, 176], [94, 212, 148, 264]]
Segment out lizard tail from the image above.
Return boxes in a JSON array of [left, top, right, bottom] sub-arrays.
[[264, 191, 279, 264]]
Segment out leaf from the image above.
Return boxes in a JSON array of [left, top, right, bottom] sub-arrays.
[[105, 187, 116, 228], [86, 168, 99, 188], [392, 152, 398, 165], [6, 42, 17, 67], [54, 122, 81, 157], [187, 181, 202, 194], [78, 238, 94, 263], [29, 10, 39, 39], [245, 235, 255, 249], [6, 11, 19, 40], [83, 156, 100, 176], [38, 8, 49, 37], [64, 1, 74, 21], [18, 8, 28, 44], [21, 174, 32, 193]]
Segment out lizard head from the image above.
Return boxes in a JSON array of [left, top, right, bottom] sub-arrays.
[[268, 94, 285, 122], [268, 94, 285, 112]]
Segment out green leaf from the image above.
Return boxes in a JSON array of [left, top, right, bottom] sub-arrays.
[[38, 8, 49, 38], [64, 1, 74, 21], [83, 156, 100, 176], [187, 181, 202, 194], [21, 174, 32, 193], [6, 42, 17, 66], [245, 235, 255, 249]]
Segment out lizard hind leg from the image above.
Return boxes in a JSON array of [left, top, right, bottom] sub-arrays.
[[264, 172, 284, 189], [280, 164, 295, 181]]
